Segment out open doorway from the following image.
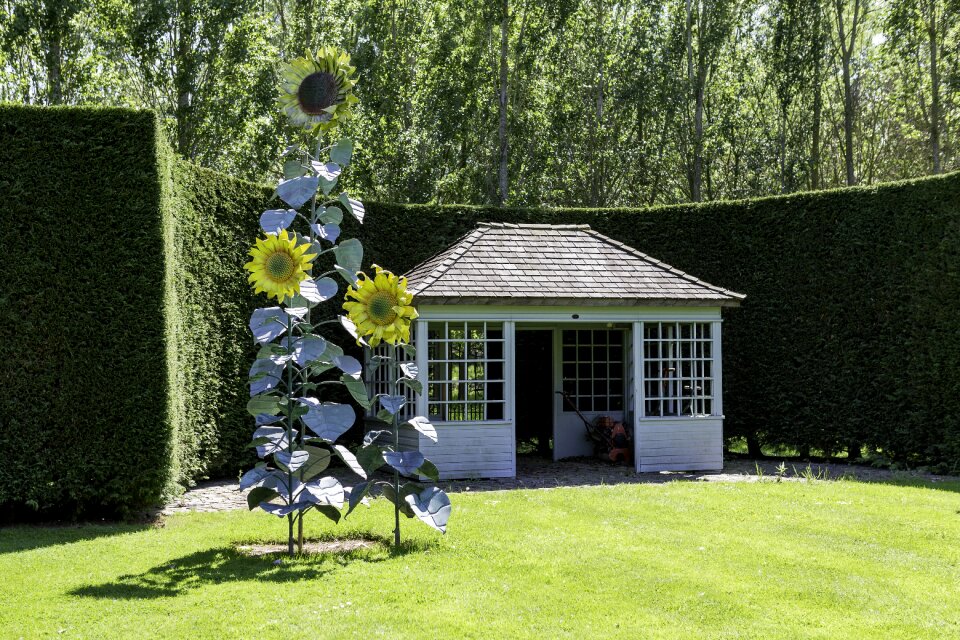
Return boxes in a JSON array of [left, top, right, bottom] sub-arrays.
[[515, 329, 554, 458]]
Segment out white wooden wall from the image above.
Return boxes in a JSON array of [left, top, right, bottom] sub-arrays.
[[634, 418, 724, 472], [410, 319, 516, 479]]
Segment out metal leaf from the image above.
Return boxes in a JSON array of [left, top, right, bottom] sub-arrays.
[[239, 465, 271, 490], [335, 265, 360, 287], [249, 359, 283, 397], [320, 206, 343, 225], [276, 175, 319, 209], [416, 458, 440, 482], [247, 394, 281, 418], [334, 355, 362, 379], [399, 362, 418, 379], [312, 161, 341, 182], [333, 239, 363, 275], [404, 486, 451, 533], [293, 335, 327, 366], [260, 209, 297, 234], [363, 429, 392, 446], [332, 444, 366, 479], [383, 450, 425, 476], [330, 138, 353, 167], [404, 416, 438, 443], [311, 222, 341, 244], [339, 192, 365, 223], [340, 374, 372, 409], [301, 476, 344, 509], [275, 449, 310, 473], [380, 395, 407, 415], [356, 443, 385, 474], [251, 425, 292, 457], [249, 308, 289, 344], [301, 401, 356, 442], [299, 445, 331, 480], [299, 277, 338, 304], [344, 480, 370, 517], [400, 377, 423, 395], [255, 413, 283, 426], [380, 482, 415, 518], [246, 486, 279, 511]]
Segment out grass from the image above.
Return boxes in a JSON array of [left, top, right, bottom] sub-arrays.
[[2, 479, 959, 639]]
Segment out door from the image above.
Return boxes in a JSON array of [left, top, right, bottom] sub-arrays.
[[514, 329, 554, 457], [553, 327, 627, 460]]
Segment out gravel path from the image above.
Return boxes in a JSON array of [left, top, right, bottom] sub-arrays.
[[161, 456, 954, 515]]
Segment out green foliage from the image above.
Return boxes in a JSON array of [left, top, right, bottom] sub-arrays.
[[0, 105, 174, 517]]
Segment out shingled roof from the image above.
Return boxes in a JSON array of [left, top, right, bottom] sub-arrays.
[[404, 223, 745, 306]]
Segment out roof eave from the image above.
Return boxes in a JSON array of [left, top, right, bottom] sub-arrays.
[[412, 295, 744, 308]]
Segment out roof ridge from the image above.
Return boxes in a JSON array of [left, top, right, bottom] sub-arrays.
[[407, 226, 487, 293], [480, 222, 591, 230], [583, 228, 745, 299]]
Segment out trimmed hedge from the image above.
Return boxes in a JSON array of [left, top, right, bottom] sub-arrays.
[[0, 106, 175, 517], [183, 167, 960, 473], [3, 105, 958, 520]]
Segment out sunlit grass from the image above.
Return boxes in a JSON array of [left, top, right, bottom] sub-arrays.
[[2, 479, 958, 639]]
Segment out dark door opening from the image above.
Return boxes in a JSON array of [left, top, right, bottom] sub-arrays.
[[515, 329, 554, 457]]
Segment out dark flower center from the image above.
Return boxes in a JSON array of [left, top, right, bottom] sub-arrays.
[[265, 251, 296, 281], [368, 291, 398, 326], [297, 71, 339, 116]]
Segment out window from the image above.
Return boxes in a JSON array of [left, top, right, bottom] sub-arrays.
[[367, 344, 415, 421], [561, 329, 625, 413], [427, 322, 505, 422], [642, 322, 713, 417]]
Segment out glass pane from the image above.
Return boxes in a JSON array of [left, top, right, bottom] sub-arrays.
[[563, 362, 576, 379], [562, 330, 576, 347], [488, 341, 503, 359], [487, 325, 503, 340], [594, 397, 608, 412], [610, 397, 623, 411], [562, 346, 576, 361], [609, 330, 624, 345], [487, 383, 504, 401], [467, 341, 485, 360], [488, 361, 504, 381], [487, 403, 504, 420], [467, 383, 484, 401], [577, 330, 591, 344], [578, 397, 593, 412], [593, 345, 608, 361]]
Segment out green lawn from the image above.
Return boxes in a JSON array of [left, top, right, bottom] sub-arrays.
[[2, 479, 959, 639]]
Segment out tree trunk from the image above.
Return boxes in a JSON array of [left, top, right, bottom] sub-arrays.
[[174, 0, 196, 158], [497, 0, 509, 206], [927, 0, 941, 174], [810, 5, 823, 190], [692, 79, 705, 202], [45, 36, 62, 105], [841, 52, 856, 185]]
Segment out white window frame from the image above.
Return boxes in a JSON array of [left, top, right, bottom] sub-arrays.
[[559, 327, 627, 414], [366, 344, 415, 422], [425, 321, 507, 423], [638, 320, 720, 419]]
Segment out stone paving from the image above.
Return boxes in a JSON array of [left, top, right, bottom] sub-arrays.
[[161, 456, 954, 515]]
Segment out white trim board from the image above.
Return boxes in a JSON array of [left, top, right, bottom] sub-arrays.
[[417, 304, 723, 322]]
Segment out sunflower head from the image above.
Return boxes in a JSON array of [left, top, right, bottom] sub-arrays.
[[279, 46, 358, 132], [343, 265, 418, 347], [244, 230, 317, 302]]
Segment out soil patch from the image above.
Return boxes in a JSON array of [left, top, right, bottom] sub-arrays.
[[236, 539, 376, 557]]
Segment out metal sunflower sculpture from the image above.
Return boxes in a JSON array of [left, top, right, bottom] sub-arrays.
[[279, 46, 358, 132], [241, 46, 449, 557], [342, 265, 419, 347], [244, 230, 317, 301]]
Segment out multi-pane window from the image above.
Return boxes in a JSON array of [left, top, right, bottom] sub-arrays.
[[643, 322, 713, 417], [561, 329, 625, 413], [427, 322, 505, 422], [367, 344, 415, 421]]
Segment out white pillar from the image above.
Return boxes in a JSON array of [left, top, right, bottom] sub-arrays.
[[632, 321, 643, 472], [711, 320, 723, 417], [415, 319, 428, 419]]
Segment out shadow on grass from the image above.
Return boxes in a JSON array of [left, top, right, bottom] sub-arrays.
[[70, 534, 437, 600], [0, 522, 152, 555]]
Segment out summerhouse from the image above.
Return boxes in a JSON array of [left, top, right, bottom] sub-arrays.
[[370, 223, 745, 478]]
